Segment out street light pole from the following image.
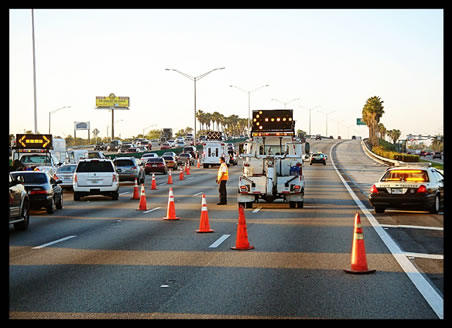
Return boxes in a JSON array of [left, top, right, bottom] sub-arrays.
[[165, 67, 225, 145], [230, 84, 269, 136], [48, 106, 71, 134], [271, 97, 300, 108], [31, 9, 38, 134]]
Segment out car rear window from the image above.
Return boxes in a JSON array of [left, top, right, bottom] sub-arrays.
[[162, 156, 174, 161], [147, 158, 164, 163], [57, 165, 76, 173], [180, 154, 189, 158], [381, 169, 429, 182], [12, 172, 47, 184], [76, 161, 114, 172], [114, 159, 134, 166]]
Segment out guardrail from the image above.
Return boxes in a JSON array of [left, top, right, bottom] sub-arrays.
[[361, 139, 401, 166]]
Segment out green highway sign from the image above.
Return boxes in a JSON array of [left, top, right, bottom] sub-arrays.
[[356, 118, 366, 126]]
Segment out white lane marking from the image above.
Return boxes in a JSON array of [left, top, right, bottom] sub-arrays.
[[404, 252, 443, 260], [330, 141, 443, 319], [380, 224, 443, 231], [252, 208, 261, 213], [143, 207, 161, 214], [32, 235, 77, 250], [209, 234, 231, 248], [193, 192, 204, 196], [119, 191, 130, 195]]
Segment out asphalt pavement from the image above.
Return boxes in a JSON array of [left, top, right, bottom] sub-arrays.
[[9, 139, 442, 319]]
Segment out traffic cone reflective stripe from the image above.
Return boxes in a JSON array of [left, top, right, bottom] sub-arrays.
[[150, 173, 158, 190], [231, 205, 254, 250], [131, 178, 140, 200], [196, 194, 214, 233], [167, 169, 173, 184], [344, 213, 375, 274], [137, 184, 148, 211], [163, 187, 180, 220]]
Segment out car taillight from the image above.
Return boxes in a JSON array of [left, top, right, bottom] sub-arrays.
[[30, 189, 47, 195], [416, 185, 427, 193], [112, 174, 117, 182], [74, 173, 77, 183], [370, 184, 379, 194]]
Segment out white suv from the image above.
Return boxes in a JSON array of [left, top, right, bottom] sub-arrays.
[[73, 158, 119, 201]]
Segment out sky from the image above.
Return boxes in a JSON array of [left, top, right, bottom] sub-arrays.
[[9, 9, 443, 141]]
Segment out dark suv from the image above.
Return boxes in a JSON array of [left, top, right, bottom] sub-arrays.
[[9, 173, 30, 231]]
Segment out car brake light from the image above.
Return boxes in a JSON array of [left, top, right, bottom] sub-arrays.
[[30, 189, 47, 195], [112, 174, 117, 182], [370, 184, 379, 194], [416, 185, 427, 193], [74, 173, 77, 183]]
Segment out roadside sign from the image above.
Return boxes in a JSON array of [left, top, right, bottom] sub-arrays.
[[96, 93, 129, 108], [15, 134, 53, 150], [356, 118, 366, 125]]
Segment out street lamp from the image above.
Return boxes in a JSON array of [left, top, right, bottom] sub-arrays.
[[271, 97, 300, 108], [49, 106, 71, 134], [298, 105, 320, 136], [165, 67, 225, 144], [230, 84, 269, 136]]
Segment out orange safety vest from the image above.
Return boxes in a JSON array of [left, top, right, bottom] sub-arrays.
[[217, 162, 229, 181]]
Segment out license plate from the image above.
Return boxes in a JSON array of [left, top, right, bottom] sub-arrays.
[[152, 165, 157, 167], [391, 188, 403, 194]]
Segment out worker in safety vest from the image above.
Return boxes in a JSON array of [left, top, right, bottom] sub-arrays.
[[216, 156, 228, 205]]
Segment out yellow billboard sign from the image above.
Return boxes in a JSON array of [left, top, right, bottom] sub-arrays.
[[96, 94, 129, 108]]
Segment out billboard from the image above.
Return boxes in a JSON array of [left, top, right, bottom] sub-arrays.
[[96, 93, 129, 108], [74, 121, 90, 130]]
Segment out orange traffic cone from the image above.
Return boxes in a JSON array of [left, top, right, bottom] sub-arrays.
[[131, 178, 139, 200], [137, 184, 148, 211], [150, 173, 158, 190], [197, 158, 200, 168], [344, 213, 376, 274], [167, 169, 173, 184], [163, 187, 180, 220], [196, 194, 214, 233], [231, 205, 254, 250], [185, 162, 190, 175], [179, 167, 184, 180]]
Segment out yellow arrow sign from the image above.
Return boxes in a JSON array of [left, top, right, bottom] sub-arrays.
[[18, 135, 27, 148], [42, 135, 50, 148]]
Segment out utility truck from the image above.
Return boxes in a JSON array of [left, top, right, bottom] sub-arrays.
[[237, 109, 309, 208], [200, 131, 229, 168]]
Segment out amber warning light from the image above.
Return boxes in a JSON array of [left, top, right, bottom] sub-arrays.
[[251, 109, 294, 134]]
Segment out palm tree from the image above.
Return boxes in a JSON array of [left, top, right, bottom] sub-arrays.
[[378, 122, 386, 141], [196, 110, 205, 131], [212, 111, 221, 131], [387, 129, 401, 144], [362, 96, 385, 147]]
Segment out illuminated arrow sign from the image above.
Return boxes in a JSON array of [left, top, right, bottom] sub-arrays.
[[15, 134, 53, 150]]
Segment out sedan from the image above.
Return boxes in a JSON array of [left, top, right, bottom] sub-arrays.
[[310, 152, 327, 165], [368, 165, 444, 214], [144, 157, 168, 175], [11, 171, 63, 214], [113, 157, 145, 184], [54, 163, 77, 189], [160, 142, 171, 150], [162, 155, 178, 170], [177, 153, 194, 166]]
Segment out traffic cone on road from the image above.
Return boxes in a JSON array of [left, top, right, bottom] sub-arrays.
[[163, 187, 180, 220], [131, 178, 140, 200], [137, 184, 148, 211], [197, 158, 200, 168], [344, 213, 376, 274], [231, 205, 254, 250], [185, 162, 190, 175], [150, 173, 158, 190], [167, 169, 173, 184], [179, 167, 184, 180], [196, 194, 214, 233]]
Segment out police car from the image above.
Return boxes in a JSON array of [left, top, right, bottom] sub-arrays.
[[368, 163, 443, 214]]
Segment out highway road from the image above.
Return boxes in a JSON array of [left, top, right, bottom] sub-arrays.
[[9, 139, 443, 319]]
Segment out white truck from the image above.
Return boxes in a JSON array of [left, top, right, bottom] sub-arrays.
[[200, 131, 229, 168], [237, 109, 308, 208]]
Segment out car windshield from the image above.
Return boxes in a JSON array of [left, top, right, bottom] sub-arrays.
[[76, 161, 114, 172], [12, 172, 47, 184], [20, 155, 51, 165], [381, 169, 429, 182], [57, 165, 76, 173]]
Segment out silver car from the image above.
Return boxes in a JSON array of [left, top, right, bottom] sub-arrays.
[[113, 157, 145, 184], [55, 163, 77, 189]]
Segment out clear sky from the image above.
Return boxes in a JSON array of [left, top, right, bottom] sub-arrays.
[[9, 9, 443, 140]]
